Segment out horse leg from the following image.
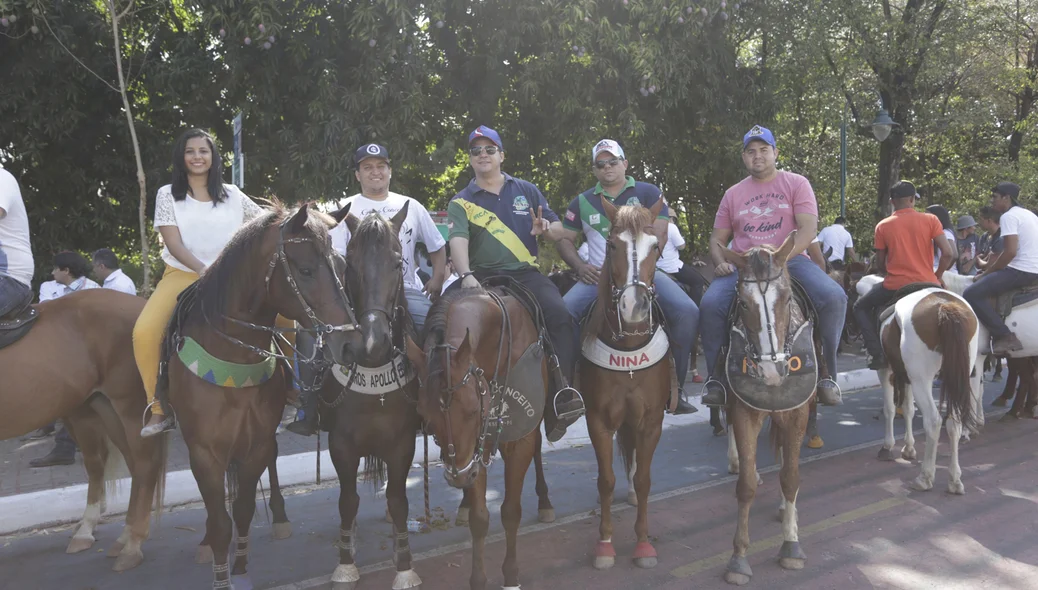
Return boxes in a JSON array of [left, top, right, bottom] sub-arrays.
[[725, 404, 765, 586], [229, 455, 268, 590], [267, 439, 292, 540], [805, 399, 823, 449], [710, 406, 726, 437], [328, 433, 361, 590], [907, 377, 939, 492], [626, 454, 638, 507], [967, 354, 986, 438], [945, 405, 966, 495], [387, 436, 422, 590], [114, 429, 168, 572], [63, 412, 108, 554], [994, 358, 1018, 406], [467, 471, 490, 590], [900, 380, 918, 462], [1007, 358, 1035, 418], [532, 428, 555, 523], [501, 439, 535, 589], [190, 452, 234, 590], [632, 423, 663, 569], [455, 487, 472, 527], [727, 424, 740, 474], [588, 416, 617, 570], [878, 370, 897, 461], [777, 409, 809, 570]]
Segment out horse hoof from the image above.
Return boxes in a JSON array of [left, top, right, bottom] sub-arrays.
[[778, 541, 806, 570], [992, 397, 1009, 407], [901, 447, 917, 461], [272, 521, 292, 540], [627, 490, 638, 506], [725, 555, 753, 585], [230, 574, 254, 590], [593, 541, 616, 570], [392, 568, 422, 589], [806, 435, 824, 449], [947, 481, 966, 496], [878, 447, 895, 461], [66, 536, 95, 554], [331, 563, 360, 589], [455, 507, 469, 527], [196, 544, 214, 564], [538, 508, 556, 523], [713, 424, 726, 437], [106, 540, 125, 558], [633, 542, 657, 569], [895, 407, 904, 418], [910, 475, 934, 492], [112, 549, 144, 572]]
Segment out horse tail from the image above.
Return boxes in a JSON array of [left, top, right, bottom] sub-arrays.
[[937, 302, 977, 433], [102, 435, 129, 508], [616, 422, 636, 478], [362, 455, 387, 492], [151, 433, 169, 527]]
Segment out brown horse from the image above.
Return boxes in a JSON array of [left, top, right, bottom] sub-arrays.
[[0, 289, 168, 571], [408, 285, 552, 590], [719, 233, 814, 585], [579, 199, 670, 570], [320, 205, 425, 590], [158, 203, 356, 590]]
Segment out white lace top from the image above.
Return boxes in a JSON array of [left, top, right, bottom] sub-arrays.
[[153, 183, 263, 272]]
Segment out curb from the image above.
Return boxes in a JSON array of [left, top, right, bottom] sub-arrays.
[[0, 368, 881, 536]]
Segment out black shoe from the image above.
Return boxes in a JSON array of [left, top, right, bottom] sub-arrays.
[[29, 447, 76, 468], [867, 354, 888, 371], [22, 425, 56, 441], [816, 378, 843, 406], [286, 389, 319, 436], [701, 379, 726, 407], [668, 388, 699, 415], [546, 388, 585, 443]]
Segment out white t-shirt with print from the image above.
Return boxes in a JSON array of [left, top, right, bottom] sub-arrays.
[[328, 192, 446, 291], [814, 224, 853, 262], [0, 168, 35, 286], [153, 184, 263, 272], [934, 229, 960, 274], [999, 206, 1038, 274], [657, 222, 685, 273]]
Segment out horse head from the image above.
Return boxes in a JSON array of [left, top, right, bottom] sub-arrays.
[[720, 231, 798, 387], [601, 197, 664, 327], [343, 201, 409, 364]]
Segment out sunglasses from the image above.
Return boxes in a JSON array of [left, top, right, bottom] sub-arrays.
[[594, 158, 622, 169], [468, 145, 500, 156]]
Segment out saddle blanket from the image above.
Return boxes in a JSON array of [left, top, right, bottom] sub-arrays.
[[581, 327, 669, 372]]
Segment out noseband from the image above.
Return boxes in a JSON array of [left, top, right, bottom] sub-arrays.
[[607, 230, 657, 340], [736, 252, 797, 376]]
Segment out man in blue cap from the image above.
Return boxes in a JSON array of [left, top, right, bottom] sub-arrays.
[[556, 138, 700, 414], [446, 125, 585, 442], [699, 125, 846, 407], [288, 143, 447, 436]]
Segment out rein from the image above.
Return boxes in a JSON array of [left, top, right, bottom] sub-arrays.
[[735, 251, 800, 374]]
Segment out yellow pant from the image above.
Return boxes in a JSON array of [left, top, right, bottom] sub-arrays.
[[133, 267, 297, 415]]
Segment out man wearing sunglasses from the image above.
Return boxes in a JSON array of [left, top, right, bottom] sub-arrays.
[[699, 125, 846, 407], [446, 125, 585, 442], [556, 139, 700, 414]]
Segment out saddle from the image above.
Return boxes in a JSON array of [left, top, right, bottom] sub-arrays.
[[995, 282, 1038, 318], [722, 278, 819, 412], [877, 282, 941, 324], [0, 300, 38, 352]]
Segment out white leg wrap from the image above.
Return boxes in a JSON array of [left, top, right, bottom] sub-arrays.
[[392, 569, 422, 589], [331, 564, 360, 584]]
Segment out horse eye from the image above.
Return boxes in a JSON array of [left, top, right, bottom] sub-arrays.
[[299, 267, 314, 278], [739, 299, 749, 309]]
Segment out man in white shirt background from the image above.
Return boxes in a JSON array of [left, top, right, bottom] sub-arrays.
[[0, 167, 34, 319], [814, 216, 857, 270], [656, 215, 707, 306], [91, 248, 137, 295]]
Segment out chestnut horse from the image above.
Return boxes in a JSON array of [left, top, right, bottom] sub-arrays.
[[0, 289, 168, 571], [409, 285, 552, 590], [579, 199, 671, 570], [157, 204, 356, 590], [719, 233, 814, 585]]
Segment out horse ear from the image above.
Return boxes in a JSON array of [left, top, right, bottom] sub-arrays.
[[345, 214, 360, 234], [601, 196, 619, 224], [649, 197, 665, 220], [719, 243, 747, 270], [390, 201, 410, 235], [330, 202, 352, 224], [289, 203, 311, 234], [404, 334, 426, 378], [775, 230, 798, 263]]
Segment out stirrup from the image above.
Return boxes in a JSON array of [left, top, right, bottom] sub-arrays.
[[141, 400, 176, 431], [816, 377, 843, 403], [701, 378, 727, 405], [552, 386, 585, 422]]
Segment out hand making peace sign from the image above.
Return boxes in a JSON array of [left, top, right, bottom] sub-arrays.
[[529, 206, 549, 236]]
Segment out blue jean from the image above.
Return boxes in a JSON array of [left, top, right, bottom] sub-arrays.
[[0, 274, 31, 317], [962, 267, 1038, 336], [700, 255, 847, 380], [564, 271, 700, 386], [404, 287, 431, 334]]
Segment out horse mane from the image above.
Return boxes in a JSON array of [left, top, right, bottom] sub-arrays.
[[612, 204, 653, 238], [422, 287, 485, 380], [349, 212, 397, 254], [744, 247, 782, 280]]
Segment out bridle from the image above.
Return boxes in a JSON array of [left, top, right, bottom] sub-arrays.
[[734, 251, 799, 377], [606, 229, 657, 341], [428, 290, 512, 481]]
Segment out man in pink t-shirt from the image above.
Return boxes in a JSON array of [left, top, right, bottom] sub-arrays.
[[699, 125, 847, 407]]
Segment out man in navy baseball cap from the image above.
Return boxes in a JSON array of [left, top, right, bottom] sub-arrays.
[[467, 125, 504, 151], [354, 143, 390, 168]]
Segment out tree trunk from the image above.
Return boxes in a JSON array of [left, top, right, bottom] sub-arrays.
[[106, 0, 151, 294], [874, 131, 904, 222]]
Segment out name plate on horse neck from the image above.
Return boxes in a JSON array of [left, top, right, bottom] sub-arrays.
[[581, 327, 669, 374], [332, 353, 415, 395]]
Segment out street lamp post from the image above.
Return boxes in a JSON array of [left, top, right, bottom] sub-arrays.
[[839, 102, 900, 218]]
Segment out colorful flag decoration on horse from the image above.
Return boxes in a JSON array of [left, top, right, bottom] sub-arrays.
[[177, 336, 278, 388]]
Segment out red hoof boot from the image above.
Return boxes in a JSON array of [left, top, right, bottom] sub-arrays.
[[593, 540, 616, 570], [633, 541, 658, 569]]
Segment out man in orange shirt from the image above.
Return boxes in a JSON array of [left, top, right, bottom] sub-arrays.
[[853, 181, 956, 369]]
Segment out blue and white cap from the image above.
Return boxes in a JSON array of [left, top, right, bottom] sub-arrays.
[[354, 143, 389, 167], [742, 125, 777, 149], [592, 139, 625, 161]]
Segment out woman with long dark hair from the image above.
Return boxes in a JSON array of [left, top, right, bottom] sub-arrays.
[[134, 128, 266, 436], [926, 204, 957, 273]]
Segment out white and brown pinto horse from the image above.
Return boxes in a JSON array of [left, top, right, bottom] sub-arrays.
[[718, 233, 815, 585], [856, 274, 981, 494], [580, 199, 671, 571]]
